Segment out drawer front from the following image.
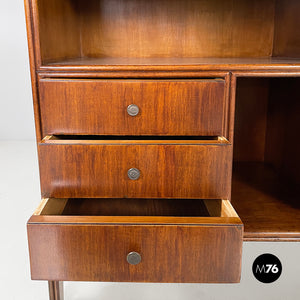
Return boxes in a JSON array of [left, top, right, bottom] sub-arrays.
[[38, 140, 232, 199], [28, 224, 242, 283], [28, 199, 243, 283], [39, 79, 226, 136]]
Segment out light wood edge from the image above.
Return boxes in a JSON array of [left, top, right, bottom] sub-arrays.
[[228, 73, 237, 143], [221, 200, 239, 217], [204, 200, 239, 218], [33, 198, 239, 218], [223, 73, 231, 140], [218, 136, 229, 143], [28, 215, 242, 226], [34, 198, 68, 216], [41, 135, 52, 142], [33, 198, 48, 215], [40, 135, 230, 145]]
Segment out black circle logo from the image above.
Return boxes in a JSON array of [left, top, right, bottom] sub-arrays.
[[252, 253, 282, 283]]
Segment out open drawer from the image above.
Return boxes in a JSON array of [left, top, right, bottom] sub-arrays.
[[28, 198, 243, 283]]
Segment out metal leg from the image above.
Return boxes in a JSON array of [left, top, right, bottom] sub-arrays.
[[48, 281, 64, 300]]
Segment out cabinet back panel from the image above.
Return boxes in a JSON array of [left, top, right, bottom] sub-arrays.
[[78, 0, 275, 58], [265, 78, 300, 185], [234, 77, 300, 185], [36, 0, 280, 62]]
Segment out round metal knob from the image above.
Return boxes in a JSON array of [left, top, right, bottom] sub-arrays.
[[127, 252, 141, 265], [127, 104, 139, 116], [127, 168, 140, 180]]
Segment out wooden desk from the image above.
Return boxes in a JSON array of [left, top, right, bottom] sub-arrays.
[[24, 1, 300, 299]]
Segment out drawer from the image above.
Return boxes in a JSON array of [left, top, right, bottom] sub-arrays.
[[39, 79, 226, 136], [38, 136, 232, 199], [27, 198, 243, 282]]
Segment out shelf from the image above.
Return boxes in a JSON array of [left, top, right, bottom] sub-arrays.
[[40, 57, 300, 73], [34, 0, 300, 74], [231, 162, 300, 241]]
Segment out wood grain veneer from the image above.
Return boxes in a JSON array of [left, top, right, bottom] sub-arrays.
[[38, 138, 232, 199], [273, 0, 300, 58], [23, 0, 300, 295], [28, 223, 243, 282], [28, 199, 243, 282], [34, 0, 81, 63], [78, 0, 275, 59], [34, 0, 276, 62], [39, 79, 226, 137], [31, 0, 300, 65]]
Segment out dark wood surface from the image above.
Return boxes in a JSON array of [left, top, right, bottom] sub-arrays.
[[233, 78, 270, 162], [24, 0, 300, 292], [61, 198, 210, 217], [265, 78, 300, 185], [38, 140, 232, 199], [28, 222, 243, 282], [273, 0, 300, 57], [232, 162, 300, 241], [39, 79, 226, 137]]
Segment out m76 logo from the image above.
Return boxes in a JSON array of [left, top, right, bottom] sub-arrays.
[[255, 264, 279, 274], [252, 254, 282, 283]]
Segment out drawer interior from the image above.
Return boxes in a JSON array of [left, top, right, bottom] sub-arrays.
[[49, 135, 220, 141], [34, 198, 238, 219]]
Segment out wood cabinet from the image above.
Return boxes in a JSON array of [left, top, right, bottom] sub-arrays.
[[24, 0, 300, 299]]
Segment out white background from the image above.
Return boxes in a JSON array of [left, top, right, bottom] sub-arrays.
[[0, 1, 299, 299]]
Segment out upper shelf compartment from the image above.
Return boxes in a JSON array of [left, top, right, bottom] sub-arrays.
[[31, 0, 300, 71]]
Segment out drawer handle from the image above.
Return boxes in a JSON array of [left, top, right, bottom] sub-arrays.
[[127, 252, 141, 265], [127, 104, 139, 116], [128, 168, 140, 180]]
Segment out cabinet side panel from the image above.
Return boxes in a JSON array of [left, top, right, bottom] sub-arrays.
[[273, 0, 300, 58], [37, 0, 81, 63], [24, 0, 42, 141], [233, 78, 269, 162]]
